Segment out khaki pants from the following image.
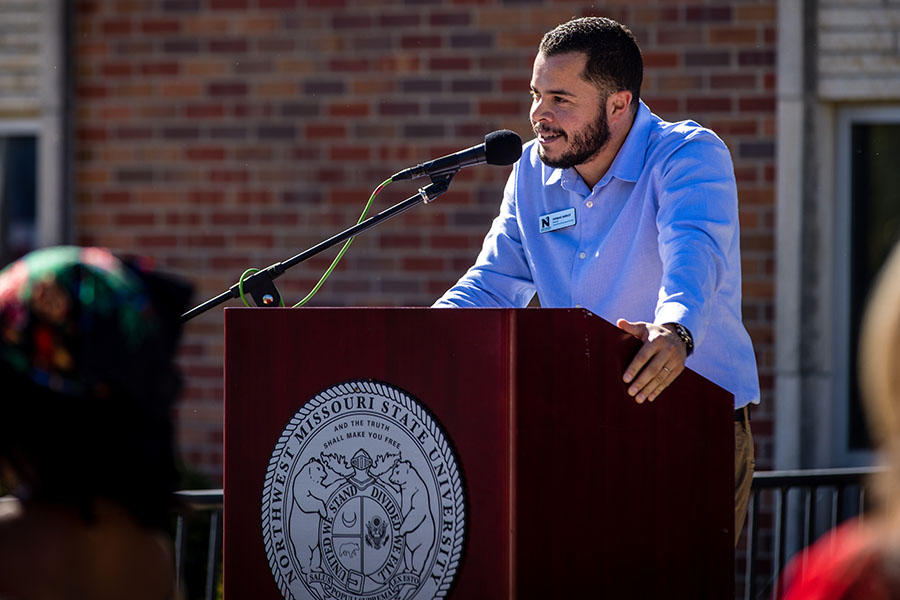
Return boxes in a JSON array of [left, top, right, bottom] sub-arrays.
[[734, 406, 755, 546]]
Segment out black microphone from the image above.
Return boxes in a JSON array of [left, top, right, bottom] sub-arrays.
[[391, 130, 523, 181]]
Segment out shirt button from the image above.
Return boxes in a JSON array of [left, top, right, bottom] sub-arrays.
[[579, 252, 586, 259], [586, 201, 594, 208], [575, 304, 582, 308]]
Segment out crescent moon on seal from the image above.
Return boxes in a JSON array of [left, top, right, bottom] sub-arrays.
[[341, 511, 358, 528]]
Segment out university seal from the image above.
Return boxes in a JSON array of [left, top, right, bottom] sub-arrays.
[[262, 380, 465, 600]]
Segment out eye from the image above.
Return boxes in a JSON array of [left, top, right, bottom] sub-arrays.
[[554, 96, 568, 104]]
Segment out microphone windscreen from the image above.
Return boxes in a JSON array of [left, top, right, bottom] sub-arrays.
[[483, 130, 523, 166]]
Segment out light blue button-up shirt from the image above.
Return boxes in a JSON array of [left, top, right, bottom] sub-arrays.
[[434, 101, 760, 408]]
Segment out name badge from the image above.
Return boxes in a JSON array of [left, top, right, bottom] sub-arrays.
[[539, 208, 576, 233]]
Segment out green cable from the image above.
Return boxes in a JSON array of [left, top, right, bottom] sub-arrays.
[[237, 267, 285, 308], [237, 268, 259, 307], [293, 178, 392, 308]]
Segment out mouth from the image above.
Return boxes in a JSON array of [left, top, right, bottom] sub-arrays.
[[534, 126, 565, 145]]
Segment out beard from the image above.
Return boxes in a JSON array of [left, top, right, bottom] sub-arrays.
[[533, 105, 611, 170]]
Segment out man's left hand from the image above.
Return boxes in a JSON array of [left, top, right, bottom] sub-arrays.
[[616, 319, 688, 403]]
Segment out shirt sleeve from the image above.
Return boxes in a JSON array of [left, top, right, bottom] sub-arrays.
[[433, 166, 537, 308], [652, 132, 740, 348]]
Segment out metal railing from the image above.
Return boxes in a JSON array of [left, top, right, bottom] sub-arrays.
[[739, 466, 885, 600], [174, 489, 224, 600], [172, 468, 887, 600]]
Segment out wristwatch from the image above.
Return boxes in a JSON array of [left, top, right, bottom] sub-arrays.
[[666, 322, 694, 357]]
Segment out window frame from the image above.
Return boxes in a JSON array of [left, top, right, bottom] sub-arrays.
[[831, 105, 900, 467]]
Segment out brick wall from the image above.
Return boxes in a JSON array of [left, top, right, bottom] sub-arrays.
[[72, 0, 776, 486]]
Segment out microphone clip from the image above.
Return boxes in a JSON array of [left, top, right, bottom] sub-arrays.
[[417, 171, 456, 205]]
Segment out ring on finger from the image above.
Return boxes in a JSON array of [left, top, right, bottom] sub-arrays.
[[662, 366, 671, 374]]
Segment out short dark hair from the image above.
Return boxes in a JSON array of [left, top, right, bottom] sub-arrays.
[[539, 17, 643, 110]]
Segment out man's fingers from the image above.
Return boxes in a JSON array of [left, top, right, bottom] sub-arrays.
[[627, 353, 670, 401], [619, 320, 688, 401], [622, 342, 655, 384], [645, 364, 681, 402]]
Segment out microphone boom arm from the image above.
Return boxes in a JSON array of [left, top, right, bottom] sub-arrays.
[[181, 172, 456, 322]]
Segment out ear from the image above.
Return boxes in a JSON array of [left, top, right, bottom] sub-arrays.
[[606, 90, 633, 125]]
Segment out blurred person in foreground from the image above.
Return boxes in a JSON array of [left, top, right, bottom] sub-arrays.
[[0, 246, 191, 600], [779, 241, 900, 599]]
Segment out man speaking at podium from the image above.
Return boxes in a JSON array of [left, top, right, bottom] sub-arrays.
[[433, 17, 759, 545]]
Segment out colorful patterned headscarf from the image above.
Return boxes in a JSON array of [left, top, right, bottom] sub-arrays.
[[0, 246, 189, 404]]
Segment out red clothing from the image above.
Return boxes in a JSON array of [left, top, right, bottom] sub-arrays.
[[781, 523, 896, 599]]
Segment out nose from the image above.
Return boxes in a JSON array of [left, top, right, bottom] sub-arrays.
[[530, 98, 551, 124]]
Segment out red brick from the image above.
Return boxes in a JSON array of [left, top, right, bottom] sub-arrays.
[[401, 35, 442, 50], [643, 52, 679, 68], [710, 74, 757, 90], [633, 8, 681, 25], [208, 38, 248, 53], [187, 234, 226, 248], [208, 81, 248, 96], [430, 235, 471, 249], [479, 101, 521, 116], [210, 0, 248, 8], [379, 14, 420, 27], [101, 62, 132, 77], [739, 96, 776, 112], [77, 127, 109, 141], [656, 75, 704, 92], [137, 234, 178, 248], [166, 213, 202, 226], [328, 103, 369, 118], [685, 6, 732, 22], [260, 0, 297, 7], [402, 257, 444, 272], [237, 190, 273, 204], [101, 19, 132, 35], [77, 84, 109, 98], [656, 28, 704, 46], [101, 191, 131, 204], [305, 124, 347, 140], [709, 26, 758, 45], [686, 97, 733, 112], [642, 97, 681, 115], [115, 213, 157, 226], [328, 146, 371, 161], [329, 58, 369, 72], [260, 213, 300, 226], [186, 104, 226, 119], [709, 119, 759, 136], [380, 234, 423, 249], [141, 19, 180, 34], [429, 12, 471, 27], [186, 147, 227, 161], [332, 14, 373, 28], [208, 169, 249, 183], [429, 57, 472, 71], [235, 234, 274, 247], [141, 62, 179, 76]]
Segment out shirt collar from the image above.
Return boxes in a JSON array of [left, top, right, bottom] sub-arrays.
[[606, 99, 652, 184]]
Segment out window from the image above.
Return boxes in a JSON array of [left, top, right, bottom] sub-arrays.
[[0, 135, 38, 265], [835, 107, 900, 460]]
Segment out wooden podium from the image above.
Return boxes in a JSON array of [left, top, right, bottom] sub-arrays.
[[224, 308, 734, 599]]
